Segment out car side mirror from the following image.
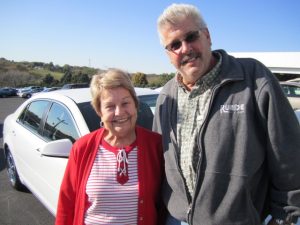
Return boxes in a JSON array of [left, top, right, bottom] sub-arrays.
[[40, 139, 72, 157]]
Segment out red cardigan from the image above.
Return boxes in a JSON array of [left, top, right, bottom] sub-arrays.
[[55, 126, 165, 225]]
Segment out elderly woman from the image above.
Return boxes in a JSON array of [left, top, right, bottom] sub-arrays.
[[55, 69, 164, 225]]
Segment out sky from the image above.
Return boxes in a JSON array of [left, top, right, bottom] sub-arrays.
[[1, 0, 300, 74]]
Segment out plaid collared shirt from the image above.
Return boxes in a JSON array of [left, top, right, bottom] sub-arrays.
[[177, 53, 222, 197]]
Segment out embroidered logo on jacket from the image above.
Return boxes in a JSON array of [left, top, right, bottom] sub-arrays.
[[220, 104, 245, 114]]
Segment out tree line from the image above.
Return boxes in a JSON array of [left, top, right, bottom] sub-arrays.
[[0, 58, 175, 88]]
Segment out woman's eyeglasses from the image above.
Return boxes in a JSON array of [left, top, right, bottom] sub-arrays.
[[165, 30, 201, 53]]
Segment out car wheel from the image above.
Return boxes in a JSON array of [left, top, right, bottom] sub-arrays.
[[5, 150, 24, 190]]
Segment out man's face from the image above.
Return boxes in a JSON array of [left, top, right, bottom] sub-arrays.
[[160, 17, 213, 85]]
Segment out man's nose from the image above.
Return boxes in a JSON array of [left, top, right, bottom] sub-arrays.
[[180, 40, 192, 54]]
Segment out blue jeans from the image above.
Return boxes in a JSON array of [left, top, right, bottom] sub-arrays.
[[166, 214, 269, 225], [166, 214, 189, 225]]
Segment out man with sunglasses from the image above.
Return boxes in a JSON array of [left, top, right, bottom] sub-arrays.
[[153, 3, 300, 225]]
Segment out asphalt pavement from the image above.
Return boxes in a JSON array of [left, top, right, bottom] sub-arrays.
[[0, 97, 55, 225]]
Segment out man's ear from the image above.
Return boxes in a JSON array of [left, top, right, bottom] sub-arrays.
[[203, 28, 212, 46]]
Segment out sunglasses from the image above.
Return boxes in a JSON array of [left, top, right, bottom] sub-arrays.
[[165, 30, 201, 52]]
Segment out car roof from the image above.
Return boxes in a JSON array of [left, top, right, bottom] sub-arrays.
[[30, 87, 159, 104], [287, 78, 300, 82], [31, 88, 91, 103], [134, 87, 159, 96]]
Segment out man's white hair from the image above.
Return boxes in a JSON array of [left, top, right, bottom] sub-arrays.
[[157, 3, 207, 45]]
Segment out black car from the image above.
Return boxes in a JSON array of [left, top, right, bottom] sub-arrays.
[[0, 87, 17, 97]]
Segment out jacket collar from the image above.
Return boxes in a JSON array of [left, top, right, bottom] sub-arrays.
[[214, 49, 245, 83]]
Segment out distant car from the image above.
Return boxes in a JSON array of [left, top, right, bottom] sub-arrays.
[[0, 87, 17, 97], [32, 87, 61, 96], [17, 86, 44, 98], [3, 87, 158, 215], [280, 81, 300, 110], [42, 87, 61, 92], [61, 83, 89, 89]]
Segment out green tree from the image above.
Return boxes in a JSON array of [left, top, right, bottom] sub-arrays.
[[160, 73, 175, 84], [0, 70, 37, 87], [63, 64, 71, 73], [42, 74, 55, 86], [60, 70, 72, 84], [131, 72, 148, 87], [46, 62, 55, 71], [72, 72, 90, 83], [147, 73, 175, 88]]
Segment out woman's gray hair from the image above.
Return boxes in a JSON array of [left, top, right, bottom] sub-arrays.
[[90, 68, 138, 116], [157, 3, 207, 44]]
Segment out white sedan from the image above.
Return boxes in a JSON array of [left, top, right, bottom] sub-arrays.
[[295, 109, 300, 123], [3, 87, 158, 216]]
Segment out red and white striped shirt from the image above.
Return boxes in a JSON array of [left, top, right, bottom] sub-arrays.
[[84, 141, 139, 225]]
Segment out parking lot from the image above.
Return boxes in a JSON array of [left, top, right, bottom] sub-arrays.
[[0, 96, 299, 225], [0, 97, 55, 225]]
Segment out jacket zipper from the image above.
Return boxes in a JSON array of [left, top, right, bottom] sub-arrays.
[[187, 82, 224, 225]]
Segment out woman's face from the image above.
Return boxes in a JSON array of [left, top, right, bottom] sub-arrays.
[[99, 87, 137, 138]]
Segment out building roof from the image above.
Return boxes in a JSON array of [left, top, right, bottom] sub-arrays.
[[230, 52, 300, 74]]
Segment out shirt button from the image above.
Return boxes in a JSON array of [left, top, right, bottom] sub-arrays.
[[140, 217, 143, 221], [140, 200, 143, 204]]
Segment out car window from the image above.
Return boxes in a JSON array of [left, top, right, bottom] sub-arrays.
[[43, 102, 80, 143], [281, 85, 291, 95], [293, 86, 300, 96], [78, 102, 101, 132], [281, 85, 300, 97], [18, 100, 49, 133]]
